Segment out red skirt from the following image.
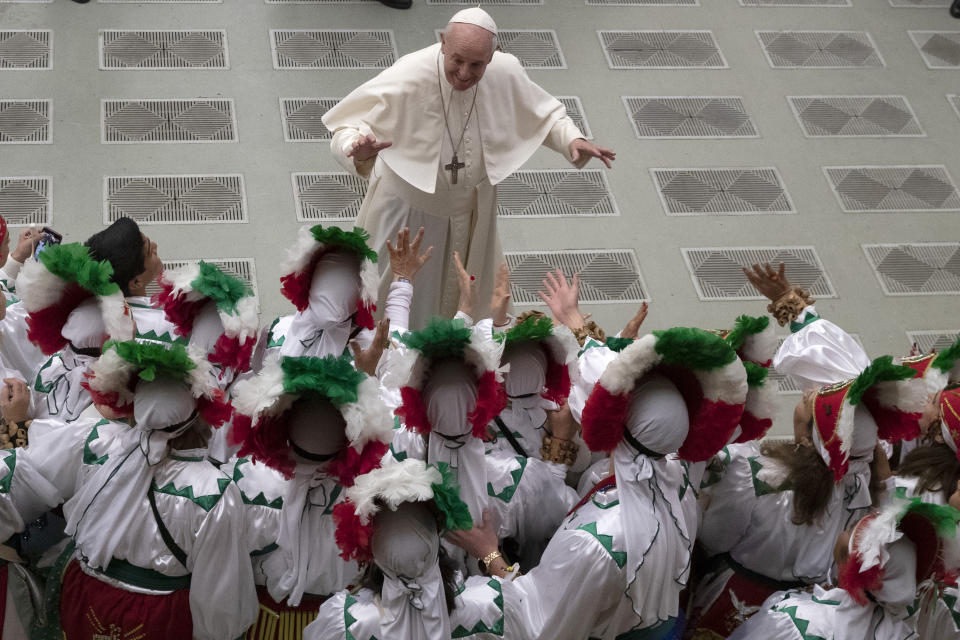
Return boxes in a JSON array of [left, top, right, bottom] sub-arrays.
[[245, 586, 328, 640], [59, 559, 193, 640]]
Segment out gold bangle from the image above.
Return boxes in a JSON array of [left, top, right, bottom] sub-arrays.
[[479, 550, 502, 575], [767, 287, 815, 327], [541, 435, 579, 466], [572, 321, 605, 347]]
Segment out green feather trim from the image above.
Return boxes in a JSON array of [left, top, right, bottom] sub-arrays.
[[431, 462, 474, 531], [400, 318, 472, 361], [309, 226, 377, 264], [191, 261, 252, 314], [900, 496, 960, 538], [39, 243, 120, 297], [604, 337, 635, 353], [104, 340, 195, 383], [848, 355, 916, 406], [502, 315, 554, 344], [933, 336, 960, 375], [743, 361, 769, 388], [652, 327, 737, 370], [724, 315, 770, 352], [280, 355, 365, 406]]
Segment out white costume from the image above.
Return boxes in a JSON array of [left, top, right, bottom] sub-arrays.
[[322, 10, 587, 327]]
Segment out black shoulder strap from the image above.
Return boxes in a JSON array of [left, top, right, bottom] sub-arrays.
[[493, 416, 528, 458], [148, 488, 189, 569]]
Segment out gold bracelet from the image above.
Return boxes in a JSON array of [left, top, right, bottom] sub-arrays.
[[767, 287, 815, 327], [479, 550, 502, 575], [541, 435, 579, 466], [571, 321, 605, 347]]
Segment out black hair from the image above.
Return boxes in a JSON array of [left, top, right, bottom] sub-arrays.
[[85, 218, 145, 296], [899, 442, 960, 504]]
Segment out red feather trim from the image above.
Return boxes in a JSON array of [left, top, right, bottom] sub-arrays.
[[543, 358, 571, 406], [839, 555, 884, 606], [581, 385, 629, 453], [396, 387, 431, 435], [822, 432, 848, 483], [735, 411, 774, 444], [26, 284, 92, 355], [864, 393, 922, 443], [280, 252, 324, 311], [152, 280, 206, 337], [327, 440, 389, 488], [678, 399, 744, 462], [333, 500, 374, 564], [469, 371, 507, 439], [198, 395, 232, 429], [238, 413, 296, 479], [355, 303, 376, 331], [228, 412, 253, 448], [209, 334, 255, 372], [81, 379, 134, 418]]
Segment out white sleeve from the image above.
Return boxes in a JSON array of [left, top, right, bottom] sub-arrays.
[[454, 310, 475, 327], [304, 592, 350, 640], [542, 115, 588, 168], [773, 306, 870, 390], [188, 483, 260, 640], [0, 257, 24, 286], [18, 418, 96, 500], [511, 528, 623, 640], [330, 127, 375, 179], [697, 453, 757, 557], [383, 280, 413, 334]]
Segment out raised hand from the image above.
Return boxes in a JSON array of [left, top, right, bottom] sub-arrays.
[[546, 404, 579, 441], [569, 138, 616, 169], [620, 301, 649, 340], [538, 269, 585, 330], [387, 227, 433, 282], [743, 262, 792, 302], [454, 251, 477, 319], [346, 133, 392, 163], [351, 318, 391, 377], [11, 227, 39, 264], [490, 263, 511, 327]]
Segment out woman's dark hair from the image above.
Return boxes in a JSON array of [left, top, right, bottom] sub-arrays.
[[358, 545, 460, 614], [759, 440, 835, 526], [898, 442, 960, 504], [85, 218, 145, 296]]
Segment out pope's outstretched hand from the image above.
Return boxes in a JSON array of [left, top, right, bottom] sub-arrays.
[[569, 138, 616, 169], [347, 134, 393, 163]]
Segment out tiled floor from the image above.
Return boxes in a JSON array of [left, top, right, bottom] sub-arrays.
[[0, 0, 958, 433]]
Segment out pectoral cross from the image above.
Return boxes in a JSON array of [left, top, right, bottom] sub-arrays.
[[445, 154, 466, 185]]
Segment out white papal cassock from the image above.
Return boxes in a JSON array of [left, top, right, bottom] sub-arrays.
[[322, 42, 587, 328]]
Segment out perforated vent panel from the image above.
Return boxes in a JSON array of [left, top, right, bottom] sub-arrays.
[[682, 247, 836, 300], [102, 99, 236, 143], [652, 168, 793, 215], [0, 177, 51, 226], [280, 98, 339, 141], [823, 166, 960, 212], [624, 97, 758, 139], [862, 243, 960, 295], [271, 30, 396, 69], [0, 31, 52, 70], [105, 175, 247, 224], [497, 170, 619, 218], [505, 250, 648, 305], [99, 30, 228, 69], [292, 173, 367, 222], [0, 100, 51, 143], [757, 31, 884, 68], [599, 30, 727, 69], [788, 96, 923, 138]]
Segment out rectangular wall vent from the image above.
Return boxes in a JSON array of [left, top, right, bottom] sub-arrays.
[[651, 168, 793, 215], [0, 100, 51, 143], [682, 246, 836, 300], [104, 175, 247, 224], [99, 30, 228, 69], [0, 177, 51, 226], [292, 172, 366, 222], [624, 96, 758, 139], [823, 165, 960, 212], [756, 30, 883, 68], [497, 169, 619, 218], [599, 30, 728, 69], [0, 31, 52, 70], [271, 30, 396, 69], [102, 99, 236, 143], [504, 250, 648, 305], [862, 243, 960, 295], [788, 96, 923, 137]]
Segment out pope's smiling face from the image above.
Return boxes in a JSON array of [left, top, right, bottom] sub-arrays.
[[440, 23, 495, 92]]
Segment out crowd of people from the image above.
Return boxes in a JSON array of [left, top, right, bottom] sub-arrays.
[[0, 210, 957, 640]]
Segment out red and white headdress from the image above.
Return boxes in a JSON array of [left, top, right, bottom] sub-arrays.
[[839, 492, 960, 606], [900, 336, 960, 396], [279, 225, 379, 331], [152, 261, 259, 373], [232, 353, 393, 484], [812, 356, 927, 482], [496, 312, 579, 405], [18, 243, 134, 355], [720, 315, 779, 443], [82, 339, 232, 427], [388, 317, 507, 439], [581, 327, 748, 462]]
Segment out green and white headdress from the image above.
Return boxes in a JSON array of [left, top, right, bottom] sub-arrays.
[[719, 315, 779, 443], [494, 312, 580, 404]]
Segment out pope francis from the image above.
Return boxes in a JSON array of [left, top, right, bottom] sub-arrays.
[[322, 8, 615, 329]]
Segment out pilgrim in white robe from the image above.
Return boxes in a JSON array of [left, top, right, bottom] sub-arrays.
[[322, 42, 587, 328]]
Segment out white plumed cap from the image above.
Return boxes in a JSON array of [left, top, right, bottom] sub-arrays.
[[449, 8, 497, 35]]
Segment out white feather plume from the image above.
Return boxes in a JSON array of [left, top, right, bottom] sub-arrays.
[[279, 226, 318, 276], [87, 349, 137, 406], [341, 375, 394, 451], [346, 459, 442, 524], [231, 355, 288, 419], [16, 258, 68, 312], [358, 258, 380, 307], [163, 262, 203, 300], [220, 294, 260, 342], [598, 333, 660, 396], [700, 360, 748, 405], [740, 319, 778, 366], [99, 291, 135, 343]]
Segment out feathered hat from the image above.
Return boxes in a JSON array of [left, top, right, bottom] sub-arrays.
[[580, 327, 748, 462], [839, 492, 960, 606], [494, 311, 579, 405], [152, 261, 259, 373], [388, 317, 507, 439], [232, 353, 394, 484], [279, 225, 379, 331], [899, 336, 960, 396], [332, 458, 473, 564], [718, 315, 779, 443], [82, 339, 232, 427], [18, 243, 134, 355], [812, 356, 927, 482]]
